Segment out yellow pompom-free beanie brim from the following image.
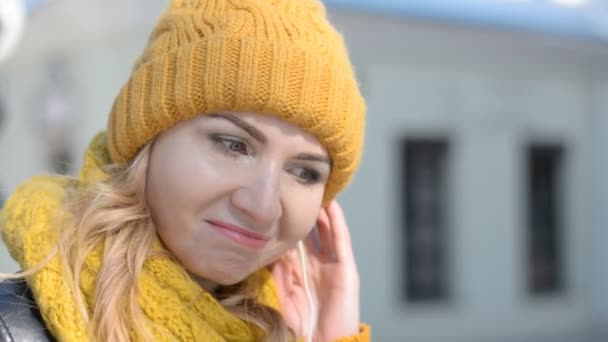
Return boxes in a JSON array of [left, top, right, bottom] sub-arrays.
[[107, 0, 365, 202]]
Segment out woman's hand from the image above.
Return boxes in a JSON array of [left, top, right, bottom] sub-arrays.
[[271, 200, 360, 341]]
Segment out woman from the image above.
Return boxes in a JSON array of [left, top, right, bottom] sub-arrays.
[[0, 0, 368, 341]]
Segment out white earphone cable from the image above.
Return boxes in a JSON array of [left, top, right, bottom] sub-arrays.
[[297, 241, 316, 342]]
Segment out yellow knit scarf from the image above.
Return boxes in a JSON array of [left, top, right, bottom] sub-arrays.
[[0, 133, 279, 341]]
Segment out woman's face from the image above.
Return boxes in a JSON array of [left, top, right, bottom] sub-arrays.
[[146, 112, 330, 285]]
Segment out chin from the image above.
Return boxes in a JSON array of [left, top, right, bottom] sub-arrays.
[[211, 274, 249, 286], [205, 266, 254, 286]]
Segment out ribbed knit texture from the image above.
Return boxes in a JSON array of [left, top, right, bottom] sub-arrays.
[[107, 0, 366, 204], [0, 133, 371, 341]]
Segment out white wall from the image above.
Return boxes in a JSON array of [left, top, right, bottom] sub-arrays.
[[331, 10, 608, 342], [586, 73, 608, 339]]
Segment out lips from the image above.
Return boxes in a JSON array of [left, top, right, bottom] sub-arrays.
[[206, 220, 269, 250]]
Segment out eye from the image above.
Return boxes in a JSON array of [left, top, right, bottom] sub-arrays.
[[290, 166, 321, 184], [225, 140, 247, 154], [211, 135, 250, 156]]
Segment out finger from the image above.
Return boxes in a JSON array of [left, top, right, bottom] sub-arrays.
[[325, 200, 354, 263], [271, 259, 293, 296], [304, 208, 334, 261], [270, 259, 308, 336], [304, 209, 333, 260], [303, 224, 322, 257], [316, 208, 336, 260], [318, 206, 330, 228], [281, 248, 303, 286]]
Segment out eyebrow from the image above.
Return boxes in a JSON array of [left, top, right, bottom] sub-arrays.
[[210, 113, 268, 144], [294, 153, 332, 166], [209, 112, 332, 166]]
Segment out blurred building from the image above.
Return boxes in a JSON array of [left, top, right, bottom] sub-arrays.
[[1, 1, 608, 341]]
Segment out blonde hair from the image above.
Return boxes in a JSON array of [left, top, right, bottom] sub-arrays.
[[3, 140, 296, 341]]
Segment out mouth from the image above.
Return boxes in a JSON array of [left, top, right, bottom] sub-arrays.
[[205, 220, 269, 250]]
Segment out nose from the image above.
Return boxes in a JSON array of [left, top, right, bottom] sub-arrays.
[[231, 164, 283, 227]]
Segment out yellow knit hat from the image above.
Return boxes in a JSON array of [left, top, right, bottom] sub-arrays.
[[107, 0, 365, 203]]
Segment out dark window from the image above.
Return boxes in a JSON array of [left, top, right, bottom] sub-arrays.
[[49, 146, 73, 175], [401, 139, 449, 302], [527, 144, 564, 294]]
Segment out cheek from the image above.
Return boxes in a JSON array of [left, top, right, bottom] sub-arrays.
[[147, 141, 220, 215], [280, 195, 322, 244], [262, 205, 319, 267], [145, 141, 211, 248], [146, 153, 189, 220]]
